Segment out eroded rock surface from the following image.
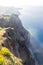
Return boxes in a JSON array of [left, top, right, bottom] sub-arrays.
[[0, 14, 35, 65]]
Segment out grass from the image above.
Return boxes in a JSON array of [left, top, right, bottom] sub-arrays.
[[0, 27, 23, 65], [0, 46, 23, 65], [0, 55, 4, 65], [0, 28, 6, 35], [1, 47, 10, 56], [0, 27, 7, 44]]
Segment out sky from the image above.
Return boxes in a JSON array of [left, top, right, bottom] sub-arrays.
[[0, 0, 43, 43], [0, 0, 43, 8]]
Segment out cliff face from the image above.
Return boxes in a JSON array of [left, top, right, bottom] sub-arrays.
[[0, 14, 35, 65]]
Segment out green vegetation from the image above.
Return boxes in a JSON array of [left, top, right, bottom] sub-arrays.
[[0, 46, 23, 65], [1, 47, 10, 56], [4, 59, 13, 65], [0, 55, 4, 65]]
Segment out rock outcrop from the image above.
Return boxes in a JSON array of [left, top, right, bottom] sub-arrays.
[[0, 13, 35, 65]]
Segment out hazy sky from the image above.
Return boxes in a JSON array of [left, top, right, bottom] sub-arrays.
[[0, 0, 43, 43], [0, 0, 43, 8]]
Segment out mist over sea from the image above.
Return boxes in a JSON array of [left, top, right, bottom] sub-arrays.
[[20, 6, 43, 44]]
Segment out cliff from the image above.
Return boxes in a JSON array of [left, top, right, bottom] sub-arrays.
[[0, 14, 35, 65]]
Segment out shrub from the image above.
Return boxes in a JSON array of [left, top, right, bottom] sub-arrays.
[[0, 46, 2, 50], [14, 57, 22, 65], [7, 59, 13, 65], [4, 59, 13, 65], [1, 47, 10, 56], [0, 55, 4, 65]]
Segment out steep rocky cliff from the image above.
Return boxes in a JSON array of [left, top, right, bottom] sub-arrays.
[[0, 14, 35, 65]]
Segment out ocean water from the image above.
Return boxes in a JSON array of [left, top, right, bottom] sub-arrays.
[[20, 6, 43, 43]]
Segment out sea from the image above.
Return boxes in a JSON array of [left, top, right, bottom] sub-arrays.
[[20, 6, 43, 44]]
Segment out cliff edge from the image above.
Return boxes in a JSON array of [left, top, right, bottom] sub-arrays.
[[0, 13, 35, 65]]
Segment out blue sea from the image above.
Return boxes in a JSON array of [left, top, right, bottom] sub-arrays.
[[20, 6, 43, 44]]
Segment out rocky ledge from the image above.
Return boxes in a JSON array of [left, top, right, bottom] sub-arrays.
[[0, 14, 35, 65]]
